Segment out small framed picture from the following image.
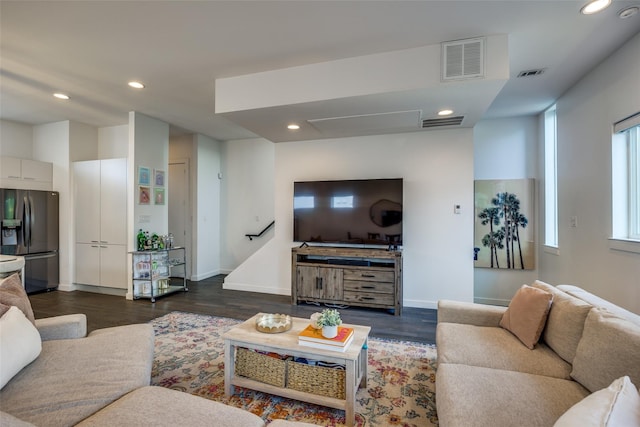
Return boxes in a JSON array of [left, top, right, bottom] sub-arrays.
[[138, 166, 150, 185], [138, 186, 151, 205], [154, 169, 165, 187], [154, 188, 165, 205]]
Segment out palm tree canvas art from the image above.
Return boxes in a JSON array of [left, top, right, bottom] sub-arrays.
[[474, 179, 535, 270]]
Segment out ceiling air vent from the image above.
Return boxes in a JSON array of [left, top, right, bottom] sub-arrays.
[[422, 116, 464, 128], [517, 68, 546, 78], [442, 37, 485, 81]]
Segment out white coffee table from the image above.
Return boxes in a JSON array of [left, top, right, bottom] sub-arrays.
[[223, 313, 371, 427]]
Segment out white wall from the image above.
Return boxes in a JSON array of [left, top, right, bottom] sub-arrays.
[[98, 125, 128, 159], [193, 134, 222, 280], [223, 129, 475, 308], [539, 32, 640, 313], [169, 133, 223, 280], [128, 112, 169, 298], [130, 112, 169, 236], [0, 119, 32, 158], [220, 138, 275, 272], [169, 134, 195, 278], [473, 116, 539, 305]]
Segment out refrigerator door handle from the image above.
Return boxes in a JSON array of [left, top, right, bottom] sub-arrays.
[[25, 195, 32, 247], [25, 252, 57, 260], [22, 195, 29, 246], [28, 195, 35, 247]]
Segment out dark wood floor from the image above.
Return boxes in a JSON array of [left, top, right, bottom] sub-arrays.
[[28, 275, 437, 344]]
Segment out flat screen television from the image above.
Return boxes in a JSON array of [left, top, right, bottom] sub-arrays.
[[293, 178, 403, 247]]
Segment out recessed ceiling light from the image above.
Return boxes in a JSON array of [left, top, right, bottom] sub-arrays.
[[618, 5, 639, 18], [53, 93, 69, 100], [580, 0, 612, 15], [128, 81, 145, 89], [287, 124, 300, 130], [438, 109, 454, 116]]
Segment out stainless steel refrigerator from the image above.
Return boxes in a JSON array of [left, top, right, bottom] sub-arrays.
[[1, 189, 59, 294]]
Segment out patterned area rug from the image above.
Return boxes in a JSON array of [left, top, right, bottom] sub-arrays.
[[150, 311, 438, 426]]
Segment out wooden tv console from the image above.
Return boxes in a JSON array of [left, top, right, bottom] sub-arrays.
[[291, 246, 403, 316]]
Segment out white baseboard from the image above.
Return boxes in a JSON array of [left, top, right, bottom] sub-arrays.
[[223, 281, 290, 296], [190, 269, 223, 281], [402, 299, 439, 310], [74, 284, 126, 297], [57, 283, 77, 292], [474, 297, 509, 307]]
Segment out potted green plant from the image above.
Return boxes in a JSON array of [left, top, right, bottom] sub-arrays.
[[317, 309, 342, 338]]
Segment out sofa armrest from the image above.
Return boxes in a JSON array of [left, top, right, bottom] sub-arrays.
[[35, 314, 87, 341], [0, 411, 36, 427], [437, 300, 506, 327]]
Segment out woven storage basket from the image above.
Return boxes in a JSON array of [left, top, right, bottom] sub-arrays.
[[235, 347, 286, 388], [286, 360, 346, 399]]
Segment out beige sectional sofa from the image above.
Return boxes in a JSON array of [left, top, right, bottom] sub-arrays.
[[435, 281, 640, 427], [0, 274, 315, 427]]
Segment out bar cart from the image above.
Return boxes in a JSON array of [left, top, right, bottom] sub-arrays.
[[130, 247, 187, 302]]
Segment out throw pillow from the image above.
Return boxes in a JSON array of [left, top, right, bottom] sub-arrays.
[[571, 307, 640, 392], [553, 376, 640, 427], [0, 273, 35, 325], [499, 284, 553, 349], [0, 305, 42, 389]]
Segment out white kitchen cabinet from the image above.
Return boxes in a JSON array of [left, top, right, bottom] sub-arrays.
[[74, 160, 101, 244], [75, 243, 127, 289], [74, 159, 126, 245], [0, 157, 53, 190], [74, 158, 127, 289]]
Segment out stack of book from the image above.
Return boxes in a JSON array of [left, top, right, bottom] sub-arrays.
[[298, 325, 354, 352]]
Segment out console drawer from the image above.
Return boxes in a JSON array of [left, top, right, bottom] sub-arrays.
[[344, 291, 395, 306], [343, 269, 394, 283], [344, 280, 394, 294]]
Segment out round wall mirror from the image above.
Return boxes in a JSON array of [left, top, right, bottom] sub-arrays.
[[369, 199, 403, 227]]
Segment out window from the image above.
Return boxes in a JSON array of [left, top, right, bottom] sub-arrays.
[[331, 195, 353, 209], [612, 112, 640, 245], [544, 106, 558, 248], [294, 196, 314, 209]]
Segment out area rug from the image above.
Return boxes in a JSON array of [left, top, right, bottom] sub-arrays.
[[150, 311, 438, 426]]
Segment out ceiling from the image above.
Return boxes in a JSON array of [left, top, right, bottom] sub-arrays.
[[1, 1, 639, 143]]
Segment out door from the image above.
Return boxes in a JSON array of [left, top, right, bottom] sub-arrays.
[[297, 266, 320, 299], [319, 267, 343, 300], [27, 190, 59, 254], [297, 266, 343, 300], [74, 161, 101, 243], [100, 159, 127, 245], [24, 252, 59, 293], [100, 244, 127, 289], [75, 243, 100, 286], [1, 188, 21, 253], [169, 160, 191, 279]]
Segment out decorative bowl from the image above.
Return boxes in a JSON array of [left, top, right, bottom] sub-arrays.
[[255, 313, 292, 334]]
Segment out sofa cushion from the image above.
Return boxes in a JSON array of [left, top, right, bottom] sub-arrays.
[[532, 280, 592, 363], [557, 284, 640, 326], [499, 284, 553, 349], [437, 322, 572, 379], [571, 308, 640, 393], [76, 386, 265, 427], [0, 274, 35, 325], [553, 376, 640, 427], [436, 363, 590, 427], [0, 324, 154, 426], [0, 307, 41, 389]]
